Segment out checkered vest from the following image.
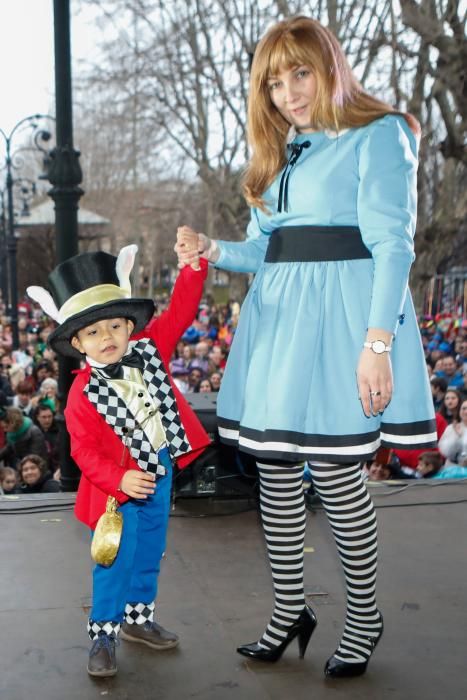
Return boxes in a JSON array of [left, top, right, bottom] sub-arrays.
[[84, 338, 191, 473]]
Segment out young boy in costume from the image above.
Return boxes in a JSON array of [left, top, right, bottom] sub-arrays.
[[27, 242, 209, 677]]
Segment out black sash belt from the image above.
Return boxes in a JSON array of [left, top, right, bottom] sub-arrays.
[[264, 226, 372, 263]]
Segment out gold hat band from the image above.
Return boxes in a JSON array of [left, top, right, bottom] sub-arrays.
[[58, 284, 130, 323]]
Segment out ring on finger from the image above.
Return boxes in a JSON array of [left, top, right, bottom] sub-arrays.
[[369, 390, 381, 396]]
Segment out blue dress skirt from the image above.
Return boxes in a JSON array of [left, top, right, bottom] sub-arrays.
[[213, 115, 436, 463]]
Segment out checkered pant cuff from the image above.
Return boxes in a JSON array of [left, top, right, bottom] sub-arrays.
[[124, 601, 155, 625], [87, 619, 121, 640]]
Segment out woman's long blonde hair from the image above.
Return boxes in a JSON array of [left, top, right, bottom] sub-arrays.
[[244, 16, 419, 210]]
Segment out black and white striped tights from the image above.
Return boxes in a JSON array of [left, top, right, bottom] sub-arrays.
[[256, 460, 381, 663]]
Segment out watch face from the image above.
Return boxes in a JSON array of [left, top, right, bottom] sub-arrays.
[[372, 340, 386, 354]]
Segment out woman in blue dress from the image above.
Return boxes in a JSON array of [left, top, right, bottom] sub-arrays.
[[176, 15, 436, 678]]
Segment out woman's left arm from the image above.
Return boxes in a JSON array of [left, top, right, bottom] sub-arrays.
[[358, 114, 418, 332], [356, 115, 419, 415]]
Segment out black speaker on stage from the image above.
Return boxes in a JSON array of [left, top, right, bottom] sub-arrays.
[[175, 393, 257, 498]]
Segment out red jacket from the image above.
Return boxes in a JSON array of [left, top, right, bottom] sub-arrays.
[[65, 261, 210, 528], [393, 412, 447, 469]]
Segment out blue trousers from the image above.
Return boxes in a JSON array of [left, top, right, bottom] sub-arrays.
[[90, 461, 172, 623]]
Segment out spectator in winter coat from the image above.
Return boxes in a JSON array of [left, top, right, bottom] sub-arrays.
[[0, 406, 48, 468], [17, 454, 60, 493], [33, 404, 61, 474], [393, 412, 447, 470], [439, 399, 467, 468], [11, 380, 35, 416], [435, 355, 464, 389]]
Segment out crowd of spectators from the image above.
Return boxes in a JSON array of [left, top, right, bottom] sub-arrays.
[[0, 295, 466, 495], [168, 298, 239, 395], [0, 300, 61, 494]]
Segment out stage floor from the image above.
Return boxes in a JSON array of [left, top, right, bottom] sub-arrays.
[[1, 479, 467, 700]]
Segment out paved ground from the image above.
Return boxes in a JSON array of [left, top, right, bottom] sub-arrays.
[[1, 479, 467, 700]]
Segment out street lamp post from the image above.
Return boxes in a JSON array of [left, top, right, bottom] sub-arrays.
[[5, 157, 19, 348], [0, 115, 53, 349], [45, 0, 84, 492], [0, 190, 9, 310]]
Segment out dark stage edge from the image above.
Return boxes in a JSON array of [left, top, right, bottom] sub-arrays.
[[1, 481, 467, 700]]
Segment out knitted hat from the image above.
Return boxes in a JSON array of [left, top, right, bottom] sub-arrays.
[[27, 245, 154, 360]]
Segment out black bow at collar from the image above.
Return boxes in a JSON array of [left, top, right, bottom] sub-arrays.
[[102, 347, 144, 379], [278, 140, 311, 213]]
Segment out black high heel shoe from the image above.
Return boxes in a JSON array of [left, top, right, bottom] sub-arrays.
[[324, 611, 384, 678], [236, 606, 317, 662]]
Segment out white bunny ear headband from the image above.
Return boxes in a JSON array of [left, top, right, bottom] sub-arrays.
[[26, 286, 61, 323], [26, 245, 155, 360]]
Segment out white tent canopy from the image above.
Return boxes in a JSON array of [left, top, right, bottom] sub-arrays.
[[17, 199, 110, 226]]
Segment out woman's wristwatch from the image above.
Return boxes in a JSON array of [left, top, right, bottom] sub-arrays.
[[363, 340, 392, 354]]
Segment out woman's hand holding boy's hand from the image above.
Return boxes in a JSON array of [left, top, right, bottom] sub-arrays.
[[175, 225, 219, 268], [119, 470, 155, 498], [175, 226, 201, 270]]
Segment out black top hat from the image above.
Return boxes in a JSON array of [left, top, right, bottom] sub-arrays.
[[28, 247, 154, 360]]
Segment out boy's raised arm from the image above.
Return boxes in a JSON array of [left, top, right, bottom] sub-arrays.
[[133, 257, 208, 364]]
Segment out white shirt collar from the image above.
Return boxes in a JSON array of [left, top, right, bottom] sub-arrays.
[[86, 345, 134, 369], [87, 356, 107, 369], [324, 128, 349, 139], [286, 125, 350, 143]]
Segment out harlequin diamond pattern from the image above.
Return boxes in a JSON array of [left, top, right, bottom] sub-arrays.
[[85, 338, 191, 474], [135, 339, 190, 458], [87, 619, 121, 640], [124, 601, 155, 625]]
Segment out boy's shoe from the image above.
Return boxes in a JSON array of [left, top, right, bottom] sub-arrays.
[[87, 634, 118, 677], [120, 620, 179, 650]]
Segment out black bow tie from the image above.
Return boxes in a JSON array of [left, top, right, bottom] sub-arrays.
[[102, 348, 144, 379]]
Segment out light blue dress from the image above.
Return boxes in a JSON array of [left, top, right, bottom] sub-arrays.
[[213, 115, 437, 463]]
